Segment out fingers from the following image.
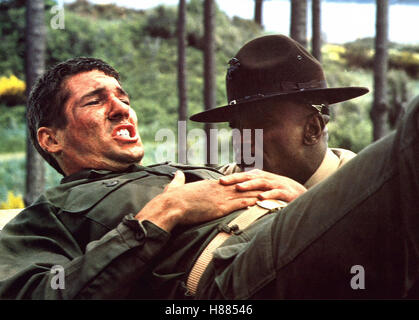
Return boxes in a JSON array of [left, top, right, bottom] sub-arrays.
[[223, 197, 259, 214], [219, 190, 261, 214], [219, 169, 263, 185], [164, 170, 185, 192], [235, 178, 272, 192], [258, 188, 304, 202], [225, 170, 307, 202], [258, 189, 290, 202]]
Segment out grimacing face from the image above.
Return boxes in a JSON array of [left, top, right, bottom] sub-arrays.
[[41, 70, 144, 175]]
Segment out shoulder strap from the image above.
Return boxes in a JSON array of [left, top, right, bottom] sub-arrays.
[[186, 199, 287, 295]]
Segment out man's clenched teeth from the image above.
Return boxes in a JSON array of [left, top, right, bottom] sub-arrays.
[[116, 129, 130, 137]]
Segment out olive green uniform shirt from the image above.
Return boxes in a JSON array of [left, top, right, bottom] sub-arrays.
[[0, 163, 245, 299]]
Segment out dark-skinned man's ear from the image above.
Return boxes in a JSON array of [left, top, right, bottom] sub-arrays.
[[303, 113, 326, 145]]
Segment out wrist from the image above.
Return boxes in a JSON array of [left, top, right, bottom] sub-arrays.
[[135, 193, 184, 232]]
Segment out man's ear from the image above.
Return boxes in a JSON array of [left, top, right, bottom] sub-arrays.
[[303, 113, 326, 146], [37, 127, 63, 154]]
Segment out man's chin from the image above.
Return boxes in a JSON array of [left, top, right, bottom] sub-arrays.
[[111, 149, 144, 167]]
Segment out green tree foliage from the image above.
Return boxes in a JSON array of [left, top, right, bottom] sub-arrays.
[[341, 38, 419, 79], [1, 0, 418, 203], [0, 0, 26, 78], [324, 64, 373, 152], [0, 104, 25, 153], [0, 0, 263, 191], [0, 0, 55, 78], [0, 154, 61, 206]]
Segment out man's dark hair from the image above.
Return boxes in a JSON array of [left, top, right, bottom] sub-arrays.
[[27, 57, 120, 175]]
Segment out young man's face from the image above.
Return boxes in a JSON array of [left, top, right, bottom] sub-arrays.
[[53, 70, 144, 175]]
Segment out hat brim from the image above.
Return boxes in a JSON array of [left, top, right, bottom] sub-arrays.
[[190, 86, 369, 123]]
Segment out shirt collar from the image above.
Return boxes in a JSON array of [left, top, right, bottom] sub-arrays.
[[60, 164, 146, 184], [304, 148, 340, 189]]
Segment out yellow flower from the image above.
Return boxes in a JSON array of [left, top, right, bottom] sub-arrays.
[[322, 44, 346, 62], [0, 75, 26, 97], [0, 191, 25, 209]]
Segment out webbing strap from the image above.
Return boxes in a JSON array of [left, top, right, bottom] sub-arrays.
[[186, 199, 287, 295]]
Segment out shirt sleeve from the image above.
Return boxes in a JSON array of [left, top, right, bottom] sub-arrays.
[[217, 163, 241, 175], [0, 203, 170, 299]]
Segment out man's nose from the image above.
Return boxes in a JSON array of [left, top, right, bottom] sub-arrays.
[[108, 97, 130, 121]]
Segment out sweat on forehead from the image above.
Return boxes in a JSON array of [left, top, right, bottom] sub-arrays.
[[62, 70, 125, 103]]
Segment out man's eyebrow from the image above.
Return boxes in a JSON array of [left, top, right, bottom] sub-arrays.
[[117, 87, 129, 97], [79, 87, 106, 103], [79, 86, 129, 103]]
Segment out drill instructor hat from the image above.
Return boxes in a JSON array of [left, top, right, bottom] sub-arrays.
[[190, 34, 369, 123]]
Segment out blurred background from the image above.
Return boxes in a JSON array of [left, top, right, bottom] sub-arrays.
[[0, 0, 418, 209]]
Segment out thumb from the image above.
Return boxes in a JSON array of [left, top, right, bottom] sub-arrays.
[[164, 170, 185, 191]]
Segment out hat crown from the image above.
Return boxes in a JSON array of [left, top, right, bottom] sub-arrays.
[[189, 34, 368, 123], [226, 35, 326, 103]]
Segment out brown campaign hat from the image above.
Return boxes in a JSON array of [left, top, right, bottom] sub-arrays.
[[190, 34, 369, 123]]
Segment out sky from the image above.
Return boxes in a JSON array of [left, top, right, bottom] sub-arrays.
[[61, 0, 419, 44]]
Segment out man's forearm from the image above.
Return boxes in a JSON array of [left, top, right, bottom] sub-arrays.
[[0, 211, 170, 299]]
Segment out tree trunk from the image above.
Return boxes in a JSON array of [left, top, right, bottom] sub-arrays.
[[290, 0, 307, 47], [311, 0, 322, 62], [371, 0, 389, 141], [254, 0, 263, 27], [177, 0, 188, 164], [24, 0, 46, 206], [203, 0, 216, 166]]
